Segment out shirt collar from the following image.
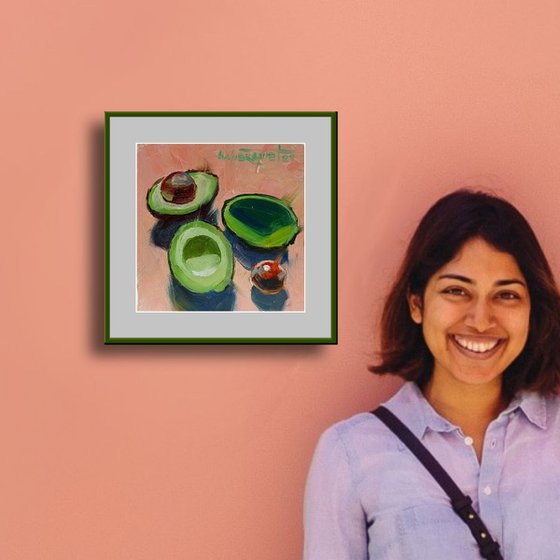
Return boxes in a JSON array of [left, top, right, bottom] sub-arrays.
[[383, 382, 457, 440], [383, 381, 549, 439], [500, 390, 548, 429]]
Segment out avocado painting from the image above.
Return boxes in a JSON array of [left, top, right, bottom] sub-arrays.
[[137, 144, 304, 312]]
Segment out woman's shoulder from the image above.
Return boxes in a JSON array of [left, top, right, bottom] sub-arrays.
[[309, 412, 388, 480], [315, 412, 378, 457], [327, 411, 377, 436], [315, 384, 419, 457]]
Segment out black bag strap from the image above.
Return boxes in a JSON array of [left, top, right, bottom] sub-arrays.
[[372, 405, 503, 560]]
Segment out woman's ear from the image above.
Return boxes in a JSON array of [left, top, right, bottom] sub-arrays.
[[408, 293, 423, 324]]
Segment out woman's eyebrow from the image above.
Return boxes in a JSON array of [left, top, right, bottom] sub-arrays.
[[438, 274, 472, 283], [437, 274, 526, 287], [495, 278, 527, 287]]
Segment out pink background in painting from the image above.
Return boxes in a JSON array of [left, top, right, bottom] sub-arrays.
[[3, 2, 560, 559], [137, 144, 304, 311]]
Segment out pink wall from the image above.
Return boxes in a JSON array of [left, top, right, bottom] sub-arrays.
[[3, 2, 560, 558]]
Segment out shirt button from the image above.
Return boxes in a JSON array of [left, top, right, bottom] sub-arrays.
[[464, 436, 474, 446], [490, 439, 497, 449], [483, 485, 492, 496]]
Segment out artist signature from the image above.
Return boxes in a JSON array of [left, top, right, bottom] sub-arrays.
[[217, 145, 296, 164]]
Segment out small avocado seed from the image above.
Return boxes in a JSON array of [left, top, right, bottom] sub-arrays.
[[161, 171, 197, 204], [251, 259, 286, 294]]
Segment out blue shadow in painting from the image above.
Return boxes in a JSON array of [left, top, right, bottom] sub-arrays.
[[224, 229, 289, 270], [251, 287, 288, 311], [150, 208, 219, 250], [169, 277, 236, 311]]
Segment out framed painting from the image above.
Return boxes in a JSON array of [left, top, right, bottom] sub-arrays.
[[104, 112, 337, 344]]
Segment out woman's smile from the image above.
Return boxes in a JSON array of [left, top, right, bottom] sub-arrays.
[[408, 237, 531, 388], [449, 334, 505, 358]]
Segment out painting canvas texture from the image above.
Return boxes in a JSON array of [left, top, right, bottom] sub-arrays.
[[137, 144, 304, 312]]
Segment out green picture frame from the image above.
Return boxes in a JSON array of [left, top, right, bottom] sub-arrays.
[[105, 112, 337, 344]]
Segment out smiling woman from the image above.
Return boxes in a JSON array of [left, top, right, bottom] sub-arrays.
[[304, 190, 560, 560], [371, 190, 560, 398], [413, 240, 529, 381]]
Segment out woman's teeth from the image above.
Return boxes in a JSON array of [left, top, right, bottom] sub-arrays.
[[453, 335, 500, 353]]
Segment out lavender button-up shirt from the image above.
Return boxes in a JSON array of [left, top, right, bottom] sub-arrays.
[[304, 382, 560, 559]]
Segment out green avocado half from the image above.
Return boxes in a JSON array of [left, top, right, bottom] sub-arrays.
[[169, 221, 234, 294], [222, 194, 301, 248], [147, 171, 219, 218]]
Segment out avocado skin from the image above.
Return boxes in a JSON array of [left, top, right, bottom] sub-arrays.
[[147, 170, 219, 219], [222, 193, 300, 249]]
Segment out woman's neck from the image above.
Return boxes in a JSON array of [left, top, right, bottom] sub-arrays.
[[422, 375, 506, 460]]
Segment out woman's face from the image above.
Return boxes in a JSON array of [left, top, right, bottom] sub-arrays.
[[408, 237, 531, 390]]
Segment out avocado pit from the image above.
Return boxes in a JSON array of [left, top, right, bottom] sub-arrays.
[[161, 171, 197, 204], [251, 259, 286, 294]]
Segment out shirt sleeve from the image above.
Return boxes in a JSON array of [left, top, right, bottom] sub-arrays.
[[303, 426, 368, 560]]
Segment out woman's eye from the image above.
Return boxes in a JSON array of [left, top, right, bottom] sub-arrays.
[[442, 287, 467, 296], [496, 291, 520, 300]]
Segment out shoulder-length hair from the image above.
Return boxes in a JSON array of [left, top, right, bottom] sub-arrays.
[[370, 189, 560, 397]]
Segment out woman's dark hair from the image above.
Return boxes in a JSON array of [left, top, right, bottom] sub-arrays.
[[370, 188, 560, 396]]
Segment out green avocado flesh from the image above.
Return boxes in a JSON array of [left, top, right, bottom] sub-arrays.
[[222, 194, 300, 248], [169, 221, 234, 293], [147, 171, 218, 217]]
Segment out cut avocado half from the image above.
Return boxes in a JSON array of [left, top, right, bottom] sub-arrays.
[[222, 194, 301, 248], [147, 171, 219, 218], [168, 221, 234, 294]]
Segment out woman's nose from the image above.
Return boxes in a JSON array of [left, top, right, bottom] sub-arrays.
[[464, 298, 497, 331]]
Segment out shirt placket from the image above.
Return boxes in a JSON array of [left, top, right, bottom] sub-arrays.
[[476, 413, 509, 548]]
